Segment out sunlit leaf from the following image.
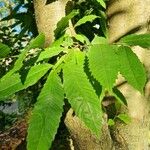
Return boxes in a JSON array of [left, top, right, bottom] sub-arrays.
[[116, 114, 131, 124], [88, 44, 118, 91], [119, 34, 150, 48], [96, 0, 106, 8], [37, 47, 65, 62], [117, 46, 146, 92], [27, 71, 64, 150], [63, 51, 102, 138], [0, 64, 52, 100], [74, 15, 100, 28]]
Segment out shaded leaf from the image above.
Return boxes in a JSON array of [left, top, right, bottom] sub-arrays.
[[63, 51, 102, 138], [27, 33, 45, 49], [113, 87, 127, 106], [54, 10, 79, 39], [2, 33, 45, 78], [27, 71, 64, 150], [0, 43, 11, 58]]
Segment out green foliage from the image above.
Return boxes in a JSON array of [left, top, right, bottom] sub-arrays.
[[0, 64, 52, 100], [63, 50, 102, 138], [116, 114, 131, 124], [88, 44, 119, 91], [0, 1, 150, 149], [27, 71, 64, 150], [74, 15, 100, 28], [96, 0, 106, 8], [0, 42, 11, 58], [119, 34, 150, 48], [2, 33, 45, 79], [1, 0, 38, 42], [37, 47, 65, 62], [54, 10, 79, 39], [91, 36, 108, 45], [116, 46, 146, 92]]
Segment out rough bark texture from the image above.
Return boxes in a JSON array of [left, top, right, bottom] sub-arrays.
[[33, 0, 69, 46], [33, 0, 150, 149], [107, 0, 150, 149], [65, 109, 114, 150]]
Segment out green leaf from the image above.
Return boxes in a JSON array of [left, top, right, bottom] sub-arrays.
[[63, 51, 102, 138], [2, 33, 45, 79], [108, 119, 115, 126], [27, 71, 64, 150], [88, 44, 119, 91], [54, 10, 79, 39], [37, 47, 65, 62], [119, 34, 150, 48], [113, 87, 127, 106], [92, 36, 108, 45], [0, 42, 11, 58], [27, 33, 45, 49], [116, 114, 131, 124], [74, 15, 100, 28], [74, 34, 90, 45], [0, 64, 52, 100], [117, 46, 146, 92], [96, 0, 106, 8]]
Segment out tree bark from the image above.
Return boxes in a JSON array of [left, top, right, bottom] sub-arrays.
[[33, 0, 150, 149], [107, 0, 150, 149], [33, 0, 69, 46]]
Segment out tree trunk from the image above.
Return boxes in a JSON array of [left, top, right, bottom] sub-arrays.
[[33, 0, 69, 46], [107, 0, 150, 149], [33, 0, 150, 149]]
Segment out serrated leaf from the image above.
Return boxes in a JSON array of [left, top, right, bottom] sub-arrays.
[[63, 51, 102, 138], [54, 10, 79, 39], [88, 44, 119, 91], [37, 47, 65, 62], [96, 0, 106, 8], [2, 33, 45, 79], [74, 15, 100, 28], [116, 114, 131, 124], [0, 64, 52, 100], [27, 71, 64, 150], [119, 34, 150, 48], [0, 42, 11, 58], [117, 46, 146, 92]]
